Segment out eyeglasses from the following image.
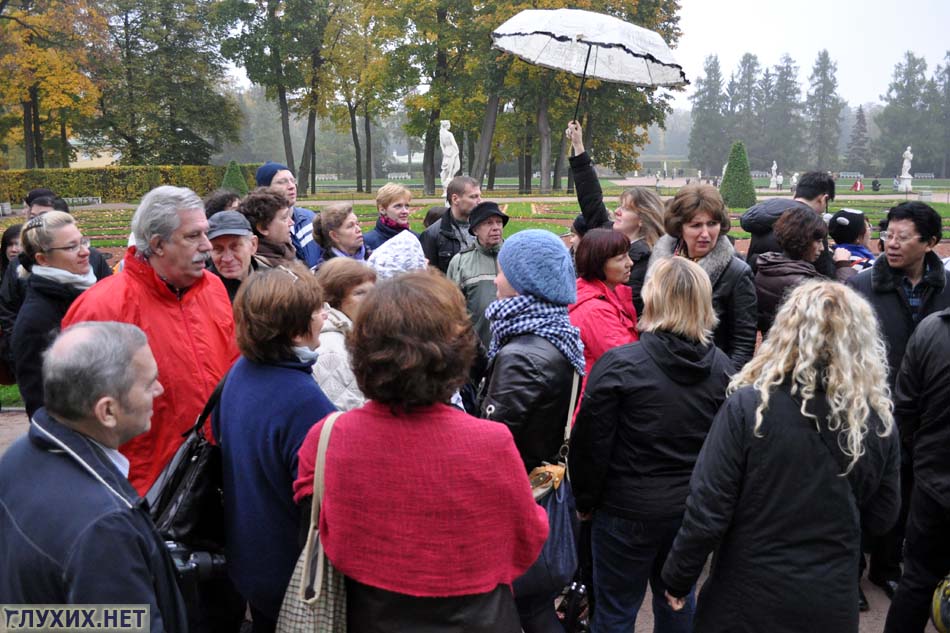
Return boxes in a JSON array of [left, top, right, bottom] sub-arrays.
[[45, 237, 90, 254], [272, 176, 297, 186], [880, 231, 921, 245]]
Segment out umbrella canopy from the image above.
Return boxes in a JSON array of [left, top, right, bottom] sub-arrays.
[[492, 8, 687, 88]]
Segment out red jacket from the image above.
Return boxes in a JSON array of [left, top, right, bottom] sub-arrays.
[[62, 248, 238, 494], [569, 277, 639, 375], [294, 401, 548, 597]]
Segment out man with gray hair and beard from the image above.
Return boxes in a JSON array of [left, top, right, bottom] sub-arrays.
[[62, 185, 238, 495], [0, 322, 188, 632]]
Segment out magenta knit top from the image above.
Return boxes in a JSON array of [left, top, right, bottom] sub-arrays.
[[294, 401, 548, 597]]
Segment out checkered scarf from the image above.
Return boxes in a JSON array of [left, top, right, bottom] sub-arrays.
[[485, 294, 586, 375]]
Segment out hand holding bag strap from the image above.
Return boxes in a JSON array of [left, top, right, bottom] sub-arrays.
[[301, 411, 344, 603]]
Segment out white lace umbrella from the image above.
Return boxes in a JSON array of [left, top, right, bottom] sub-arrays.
[[492, 8, 687, 118]]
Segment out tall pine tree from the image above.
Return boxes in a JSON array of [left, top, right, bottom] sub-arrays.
[[728, 54, 763, 168], [770, 55, 806, 171], [688, 55, 729, 176], [845, 105, 870, 175], [875, 52, 932, 176], [804, 50, 844, 171]]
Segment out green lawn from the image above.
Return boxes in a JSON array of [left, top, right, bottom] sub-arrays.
[[1, 384, 22, 407]]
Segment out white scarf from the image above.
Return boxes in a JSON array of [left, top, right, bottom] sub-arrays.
[[30, 264, 97, 290]]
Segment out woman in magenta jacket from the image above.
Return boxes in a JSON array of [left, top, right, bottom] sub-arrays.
[[569, 228, 639, 377]]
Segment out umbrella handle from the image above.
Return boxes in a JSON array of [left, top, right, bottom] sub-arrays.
[[572, 43, 593, 123]]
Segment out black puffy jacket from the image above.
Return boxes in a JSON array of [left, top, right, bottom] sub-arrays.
[[894, 308, 950, 510], [478, 334, 576, 472], [420, 208, 470, 273], [11, 274, 84, 417], [661, 385, 900, 633], [569, 331, 732, 518], [649, 235, 757, 371], [570, 151, 651, 316], [847, 251, 950, 389]]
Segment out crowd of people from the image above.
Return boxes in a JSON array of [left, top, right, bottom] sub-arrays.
[[0, 120, 948, 633]]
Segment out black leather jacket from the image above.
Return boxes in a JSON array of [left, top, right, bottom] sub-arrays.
[[478, 334, 576, 472]]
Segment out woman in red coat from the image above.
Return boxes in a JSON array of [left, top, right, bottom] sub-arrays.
[[569, 228, 639, 377], [293, 271, 547, 632]]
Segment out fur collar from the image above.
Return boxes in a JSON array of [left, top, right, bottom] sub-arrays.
[[650, 234, 737, 286], [871, 250, 946, 293]]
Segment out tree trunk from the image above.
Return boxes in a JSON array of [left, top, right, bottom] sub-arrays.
[[523, 126, 533, 195], [467, 133, 475, 178], [537, 90, 551, 193], [363, 104, 372, 191], [567, 165, 575, 194], [298, 108, 316, 196], [552, 133, 566, 190], [348, 102, 363, 193], [30, 84, 43, 168], [423, 6, 449, 196], [267, 1, 294, 171], [59, 112, 69, 168], [471, 93, 501, 185], [487, 156, 496, 190], [422, 110, 440, 196], [22, 100, 34, 169], [517, 152, 525, 194]]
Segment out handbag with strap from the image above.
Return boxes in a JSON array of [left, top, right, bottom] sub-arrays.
[[277, 411, 347, 633], [514, 372, 580, 599], [145, 372, 228, 551]]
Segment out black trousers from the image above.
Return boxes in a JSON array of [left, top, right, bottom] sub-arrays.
[[862, 446, 914, 582], [884, 486, 950, 633]]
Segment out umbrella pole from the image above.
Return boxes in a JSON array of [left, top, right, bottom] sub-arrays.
[[572, 44, 593, 123]]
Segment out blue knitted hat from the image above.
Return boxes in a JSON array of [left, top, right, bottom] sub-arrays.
[[498, 229, 576, 305], [255, 161, 289, 187]]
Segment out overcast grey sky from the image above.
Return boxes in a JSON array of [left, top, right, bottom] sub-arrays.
[[664, 0, 949, 110]]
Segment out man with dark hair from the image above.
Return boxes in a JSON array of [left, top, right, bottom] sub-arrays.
[[0, 322, 188, 632], [22, 187, 54, 215], [420, 175, 482, 272], [741, 170, 837, 275], [848, 201, 950, 608], [255, 162, 321, 267]]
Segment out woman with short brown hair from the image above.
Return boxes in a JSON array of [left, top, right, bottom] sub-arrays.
[[212, 262, 336, 633], [239, 188, 296, 268], [311, 258, 377, 410], [293, 271, 547, 632], [313, 203, 369, 268], [647, 184, 757, 370]]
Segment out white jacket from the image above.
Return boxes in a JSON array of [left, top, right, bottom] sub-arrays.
[[312, 305, 365, 411]]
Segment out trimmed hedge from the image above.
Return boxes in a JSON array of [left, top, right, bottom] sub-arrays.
[[720, 142, 757, 209], [0, 164, 262, 204]]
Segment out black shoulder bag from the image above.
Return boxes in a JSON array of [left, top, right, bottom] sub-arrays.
[[145, 373, 229, 552]]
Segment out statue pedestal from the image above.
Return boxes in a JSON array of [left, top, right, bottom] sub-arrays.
[[769, 177, 778, 189], [898, 176, 913, 193]]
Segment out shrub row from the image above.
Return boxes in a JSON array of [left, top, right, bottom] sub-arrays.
[[0, 164, 264, 204]]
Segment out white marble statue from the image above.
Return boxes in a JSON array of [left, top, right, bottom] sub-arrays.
[[769, 161, 778, 189], [901, 146, 913, 178], [722, 162, 728, 177], [771, 161, 778, 178], [439, 120, 460, 191]]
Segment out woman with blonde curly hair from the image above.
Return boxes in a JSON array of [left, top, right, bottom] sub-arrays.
[[660, 280, 901, 633]]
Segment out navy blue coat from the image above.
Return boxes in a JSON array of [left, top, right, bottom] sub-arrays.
[[0, 409, 188, 633], [363, 217, 419, 251], [212, 356, 336, 620]]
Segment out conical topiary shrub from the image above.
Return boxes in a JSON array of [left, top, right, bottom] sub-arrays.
[[221, 160, 250, 196], [720, 141, 757, 209]]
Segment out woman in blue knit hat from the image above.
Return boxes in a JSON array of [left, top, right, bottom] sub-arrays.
[[479, 229, 584, 633]]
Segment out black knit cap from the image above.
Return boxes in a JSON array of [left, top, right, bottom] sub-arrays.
[[468, 201, 510, 234]]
